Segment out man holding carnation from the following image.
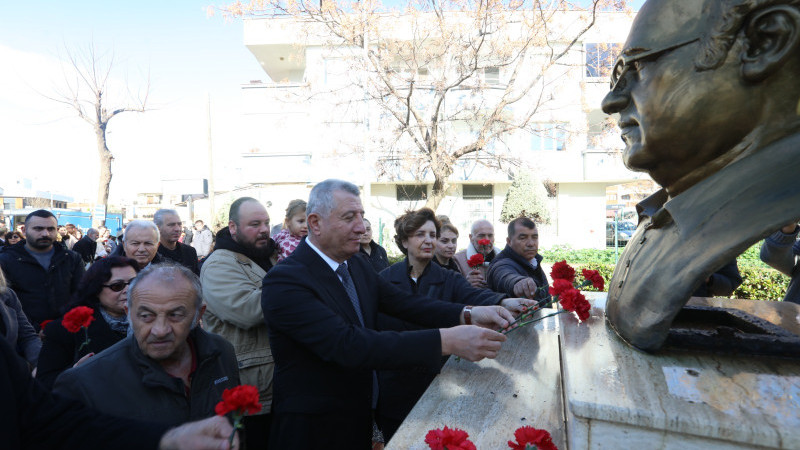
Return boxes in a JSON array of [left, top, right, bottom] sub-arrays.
[[486, 217, 551, 304], [53, 263, 240, 426], [453, 219, 498, 288]]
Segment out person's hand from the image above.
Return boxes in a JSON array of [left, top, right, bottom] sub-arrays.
[[440, 325, 507, 362], [468, 305, 515, 330], [499, 298, 537, 316], [513, 278, 538, 299], [781, 223, 798, 234], [466, 269, 487, 288], [73, 352, 94, 368], [159, 415, 238, 450]]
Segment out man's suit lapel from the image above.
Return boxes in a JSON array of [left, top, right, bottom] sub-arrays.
[[294, 240, 364, 326]]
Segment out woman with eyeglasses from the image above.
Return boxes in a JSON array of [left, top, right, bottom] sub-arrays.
[[36, 256, 139, 389]]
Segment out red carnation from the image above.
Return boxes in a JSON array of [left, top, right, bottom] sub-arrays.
[[550, 260, 576, 283], [559, 289, 591, 322], [62, 306, 95, 333], [425, 426, 476, 450], [581, 269, 605, 291], [467, 253, 485, 269], [215, 384, 261, 447], [508, 426, 558, 450], [215, 384, 262, 416], [548, 279, 573, 297], [477, 238, 491, 247]]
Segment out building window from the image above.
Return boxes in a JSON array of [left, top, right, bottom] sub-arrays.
[[396, 184, 427, 201], [462, 184, 493, 200], [484, 67, 500, 85], [585, 43, 621, 78], [531, 123, 567, 151]]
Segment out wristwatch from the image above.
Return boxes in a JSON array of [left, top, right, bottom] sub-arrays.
[[463, 305, 473, 325]]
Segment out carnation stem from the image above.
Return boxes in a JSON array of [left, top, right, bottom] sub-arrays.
[[78, 327, 91, 352], [501, 299, 550, 331], [229, 415, 242, 449], [501, 311, 566, 335]]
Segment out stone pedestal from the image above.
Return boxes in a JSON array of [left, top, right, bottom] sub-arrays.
[[387, 309, 565, 449], [561, 293, 800, 449], [388, 294, 800, 449]]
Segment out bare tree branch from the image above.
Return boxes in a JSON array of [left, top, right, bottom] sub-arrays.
[[44, 41, 152, 220]]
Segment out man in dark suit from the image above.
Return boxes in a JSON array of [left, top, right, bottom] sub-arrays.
[[262, 179, 517, 449]]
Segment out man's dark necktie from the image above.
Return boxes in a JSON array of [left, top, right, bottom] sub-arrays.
[[335, 262, 378, 408], [336, 263, 365, 325]]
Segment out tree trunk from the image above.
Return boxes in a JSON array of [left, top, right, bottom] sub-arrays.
[[95, 122, 113, 226], [425, 167, 453, 211]]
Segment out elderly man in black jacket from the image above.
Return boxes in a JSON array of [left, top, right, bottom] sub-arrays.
[[0, 210, 84, 329], [487, 217, 551, 305], [53, 263, 240, 426], [71, 228, 99, 265], [1, 334, 239, 450]]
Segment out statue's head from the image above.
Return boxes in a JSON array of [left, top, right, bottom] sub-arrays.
[[602, 0, 800, 195]]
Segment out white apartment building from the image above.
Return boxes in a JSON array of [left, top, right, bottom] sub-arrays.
[[233, 9, 644, 252]]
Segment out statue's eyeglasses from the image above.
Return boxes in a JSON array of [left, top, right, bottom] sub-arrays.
[[610, 38, 700, 91]]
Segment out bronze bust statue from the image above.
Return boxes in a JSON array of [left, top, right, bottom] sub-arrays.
[[602, 0, 800, 351]]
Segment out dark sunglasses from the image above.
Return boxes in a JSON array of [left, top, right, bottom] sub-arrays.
[[102, 279, 135, 292]]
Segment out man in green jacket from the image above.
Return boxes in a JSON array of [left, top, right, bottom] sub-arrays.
[[200, 197, 276, 449]]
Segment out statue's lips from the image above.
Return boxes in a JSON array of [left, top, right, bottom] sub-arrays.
[[619, 118, 640, 149], [618, 117, 638, 132]]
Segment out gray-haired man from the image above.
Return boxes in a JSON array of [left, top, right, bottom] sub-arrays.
[[111, 220, 163, 269], [53, 263, 240, 426], [263, 179, 515, 449]]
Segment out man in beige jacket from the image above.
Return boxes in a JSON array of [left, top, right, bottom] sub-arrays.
[[200, 197, 276, 449]]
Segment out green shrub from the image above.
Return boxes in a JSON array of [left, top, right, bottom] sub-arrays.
[[734, 266, 790, 300], [500, 171, 551, 224], [573, 262, 615, 292], [541, 245, 790, 301], [540, 245, 619, 265], [387, 254, 404, 266]]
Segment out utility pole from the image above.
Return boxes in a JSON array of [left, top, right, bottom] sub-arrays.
[[207, 92, 216, 226]]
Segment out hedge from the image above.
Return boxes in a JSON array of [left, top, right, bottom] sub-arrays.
[[385, 243, 792, 301], [541, 245, 791, 302]]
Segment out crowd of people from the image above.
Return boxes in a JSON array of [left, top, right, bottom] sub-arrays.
[[0, 177, 797, 450]]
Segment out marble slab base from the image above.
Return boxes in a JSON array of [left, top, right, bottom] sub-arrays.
[[561, 293, 800, 450], [387, 309, 565, 449]]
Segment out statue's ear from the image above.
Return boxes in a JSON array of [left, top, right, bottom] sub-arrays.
[[741, 5, 800, 82]]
